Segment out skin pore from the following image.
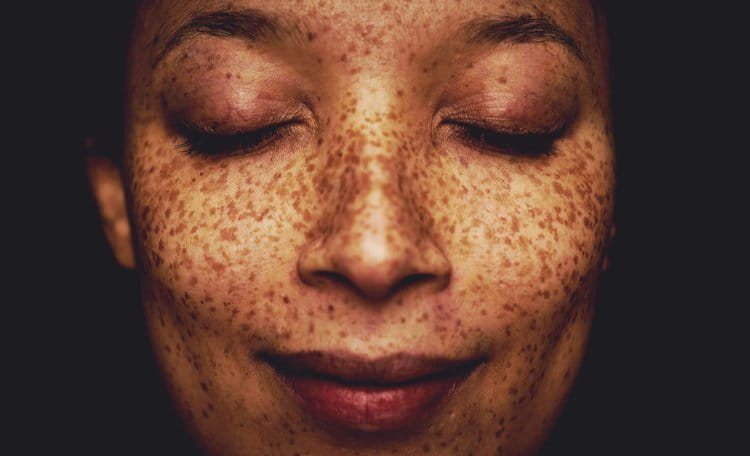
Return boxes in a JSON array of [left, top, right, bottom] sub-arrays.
[[89, 0, 614, 454]]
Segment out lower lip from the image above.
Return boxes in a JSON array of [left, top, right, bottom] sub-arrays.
[[273, 369, 475, 432]]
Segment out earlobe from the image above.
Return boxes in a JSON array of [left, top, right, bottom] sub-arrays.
[[87, 154, 136, 269]]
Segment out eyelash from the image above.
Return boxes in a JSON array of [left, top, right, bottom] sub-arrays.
[[176, 120, 301, 157], [175, 119, 559, 158], [445, 121, 560, 157]]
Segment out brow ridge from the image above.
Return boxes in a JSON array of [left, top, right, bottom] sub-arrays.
[[463, 15, 585, 62], [155, 9, 285, 65]]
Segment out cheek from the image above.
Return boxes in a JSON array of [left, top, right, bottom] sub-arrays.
[[416, 122, 613, 407], [425, 143, 611, 313], [433, 133, 611, 450], [126, 130, 328, 435], [127, 125, 320, 332]]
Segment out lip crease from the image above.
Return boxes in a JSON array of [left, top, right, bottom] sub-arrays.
[[261, 350, 484, 432]]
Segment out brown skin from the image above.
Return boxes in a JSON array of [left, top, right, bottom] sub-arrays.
[[89, 0, 614, 454]]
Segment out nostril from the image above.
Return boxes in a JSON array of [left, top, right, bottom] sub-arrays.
[[308, 269, 442, 301], [295, 195, 453, 302], [388, 273, 437, 297], [311, 270, 356, 290]]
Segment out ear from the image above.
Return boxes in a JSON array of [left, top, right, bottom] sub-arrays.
[[601, 223, 616, 272], [87, 153, 136, 269]]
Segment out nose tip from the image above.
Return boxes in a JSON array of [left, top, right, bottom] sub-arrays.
[[297, 198, 452, 302], [298, 237, 451, 301]]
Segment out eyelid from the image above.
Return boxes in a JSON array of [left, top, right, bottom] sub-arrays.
[[442, 116, 551, 137], [179, 99, 315, 132], [437, 118, 566, 158], [176, 118, 307, 157], [435, 98, 569, 137]]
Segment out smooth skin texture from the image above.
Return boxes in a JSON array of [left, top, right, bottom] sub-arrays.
[[89, 0, 614, 454]]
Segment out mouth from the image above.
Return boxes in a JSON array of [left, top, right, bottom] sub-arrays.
[[260, 350, 485, 433]]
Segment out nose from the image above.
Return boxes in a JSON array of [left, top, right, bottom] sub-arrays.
[[297, 185, 451, 301], [297, 91, 451, 302]]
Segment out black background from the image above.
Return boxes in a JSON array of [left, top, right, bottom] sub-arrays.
[[13, 2, 734, 454]]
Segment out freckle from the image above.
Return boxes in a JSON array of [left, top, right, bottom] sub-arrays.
[[510, 215, 520, 233], [220, 227, 237, 241]]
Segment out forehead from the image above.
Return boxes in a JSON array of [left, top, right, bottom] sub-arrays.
[[135, 0, 598, 57], [139, 0, 594, 19]]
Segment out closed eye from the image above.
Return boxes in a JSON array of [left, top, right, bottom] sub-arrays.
[[444, 120, 560, 157], [176, 119, 303, 157]]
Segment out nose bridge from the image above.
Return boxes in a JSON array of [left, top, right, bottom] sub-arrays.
[[332, 78, 416, 259], [335, 158, 413, 269]]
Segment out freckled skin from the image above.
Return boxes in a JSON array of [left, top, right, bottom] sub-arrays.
[[113, 0, 613, 454]]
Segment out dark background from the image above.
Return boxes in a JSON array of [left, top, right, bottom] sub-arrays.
[[14, 2, 733, 454]]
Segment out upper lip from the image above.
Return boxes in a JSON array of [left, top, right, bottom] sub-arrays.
[[260, 350, 484, 385]]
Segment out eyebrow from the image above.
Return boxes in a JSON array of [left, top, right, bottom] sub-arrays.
[[461, 15, 585, 62], [154, 10, 584, 67], [155, 9, 299, 65]]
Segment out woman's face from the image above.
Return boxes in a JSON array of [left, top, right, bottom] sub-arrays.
[[107, 0, 613, 453]]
